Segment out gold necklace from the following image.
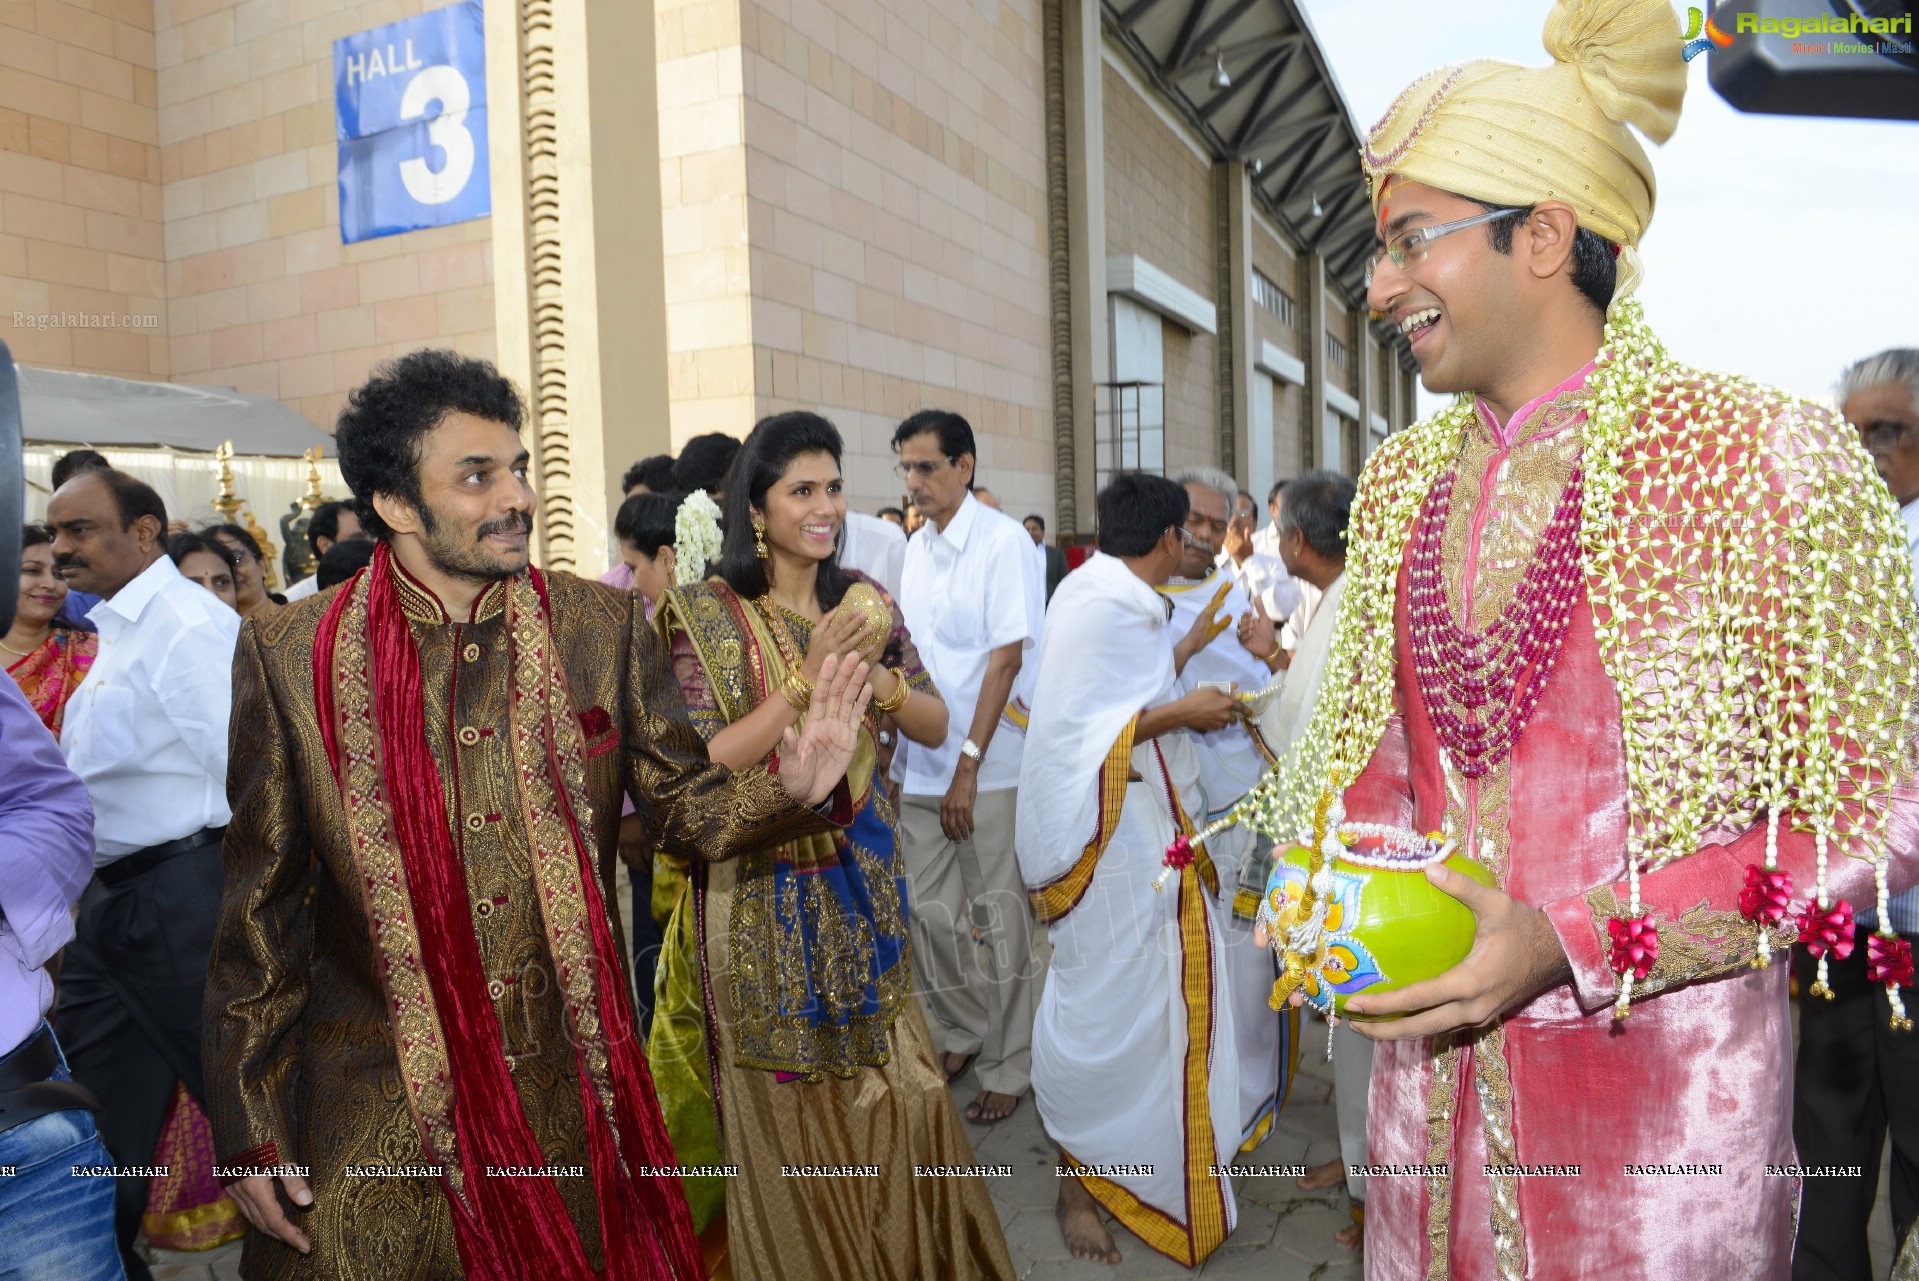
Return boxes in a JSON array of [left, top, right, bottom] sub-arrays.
[[753, 597, 806, 670], [0, 633, 47, 657]]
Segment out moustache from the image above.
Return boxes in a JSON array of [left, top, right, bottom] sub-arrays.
[[54, 557, 88, 574], [477, 514, 531, 541]]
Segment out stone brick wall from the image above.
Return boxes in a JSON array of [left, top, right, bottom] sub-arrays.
[[733, 0, 1052, 516], [155, 0, 494, 434], [1101, 58, 1215, 480], [1, 0, 166, 377], [1251, 215, 1296, 358]]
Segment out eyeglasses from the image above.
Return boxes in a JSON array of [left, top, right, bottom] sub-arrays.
[[1861, 421, 1914, 453], [894, 458, 954, 481], [1177, 527, 1197, 547], [1364, 207, 1525, 288]]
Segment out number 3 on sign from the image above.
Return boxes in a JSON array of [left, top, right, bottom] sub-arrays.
[[398, 65, 474, 206]]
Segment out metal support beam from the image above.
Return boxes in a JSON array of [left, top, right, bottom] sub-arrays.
[[1196, 37, 1297, 122], [1165, 0, 1217, 73], [1230, 79, 1325, 152]]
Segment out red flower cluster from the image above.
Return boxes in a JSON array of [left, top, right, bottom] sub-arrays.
[[1607, 914, 1658, 980], [1163, 834, 1196, 871], [1737, 865, 1793, 925], [579, 706, 612, 739], [1795, 900, 1856, 960], [1868, 934, 1915, 988]]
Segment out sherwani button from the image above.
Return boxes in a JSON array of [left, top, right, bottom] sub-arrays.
[[476, 900, 492, 917], [458, 726, 480, 746], [466, 812, 485, 831], [487, 979, 504, 999], [463, 643, 482, 662]]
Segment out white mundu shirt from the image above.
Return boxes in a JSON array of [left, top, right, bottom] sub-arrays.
[[62, 555, 243, 865], [898, 492, 1044, 795]]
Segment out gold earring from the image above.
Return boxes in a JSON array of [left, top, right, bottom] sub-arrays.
[[753, 516, 768, 560]]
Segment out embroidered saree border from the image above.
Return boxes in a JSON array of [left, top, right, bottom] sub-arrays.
[[1029, 715, 1141, 923]]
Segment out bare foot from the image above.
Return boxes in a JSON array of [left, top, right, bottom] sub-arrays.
[[942, 1051, 976, 1082], [1298, 1158, 1345, 1191], [1055, 1175, 1122, 1264], [1336, 1218, 1363, 1250], [964, 1090, 1020, 1123]]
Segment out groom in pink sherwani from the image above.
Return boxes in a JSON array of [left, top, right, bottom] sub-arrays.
[[1294, 1, 1919, 1277]]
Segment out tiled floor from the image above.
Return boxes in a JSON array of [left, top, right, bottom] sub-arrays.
[[142, 978, 1896, 1280]]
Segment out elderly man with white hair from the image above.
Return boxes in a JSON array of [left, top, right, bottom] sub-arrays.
[[1160, 465, 1293, 1154]]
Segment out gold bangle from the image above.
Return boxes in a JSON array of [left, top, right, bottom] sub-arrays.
[[780, 671, 814, 713], [873, 668, 911, 715], [1263, 640, 1284, 664]]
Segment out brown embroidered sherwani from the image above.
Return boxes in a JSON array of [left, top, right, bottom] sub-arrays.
[[204, 567, 834, 1280]]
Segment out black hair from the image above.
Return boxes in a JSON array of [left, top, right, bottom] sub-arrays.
[[891, 409, 976, 489], [1277, 468, 1357, 561], [877, 505, 905, 522], [1023, 513, 1045, 531], [307, 500, 350, 554], [715, 412, 854, 608], [672, 434, 741, 497], [51, 449, 110, 490], [201, 522, 264, 562], [623, 453, 677, 494], [1096, 473, 1188, 559], [1471, 199, 1617, 316], [334, 349, 526, 541], [168, 530, 237, 572], [76, 468, 167, 538], [316, 537, 377, 590], [615, 491, 685, 559], [1265, 478, 1286, 507], [22, 521, 51, 551]]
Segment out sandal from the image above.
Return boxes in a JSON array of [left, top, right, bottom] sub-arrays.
[[942, 1052, 977, 1084], [964, 1092, 1021, 1124]]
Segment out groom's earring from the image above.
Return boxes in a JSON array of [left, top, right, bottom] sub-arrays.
[[753, 515, 768, 560]]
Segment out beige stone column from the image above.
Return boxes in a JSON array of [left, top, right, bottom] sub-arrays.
[[487, 0, 674, 573], [1218, 160, 1256, 483], [1301, 249, 1326, 473], [1050, 0, 1108, 539]]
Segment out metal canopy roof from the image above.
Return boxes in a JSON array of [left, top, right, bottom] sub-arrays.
[[1104, 0, 1412, 369]]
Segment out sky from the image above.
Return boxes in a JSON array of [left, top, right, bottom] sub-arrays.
[[1296, 0, 1919, 418]]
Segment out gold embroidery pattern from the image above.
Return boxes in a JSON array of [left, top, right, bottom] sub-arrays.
[[1583, 885, 1796, 996], [1421, 1041, 1461, 1281], [503, 577, 625, 1164], [1474, 1024, 1524, 1281], [330, 573, 467, 1202]]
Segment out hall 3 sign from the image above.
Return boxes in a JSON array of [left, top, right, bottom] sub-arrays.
[[334, 0, 489, 244]]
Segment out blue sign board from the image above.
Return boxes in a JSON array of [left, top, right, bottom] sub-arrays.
[[334, 1, 489, 244]]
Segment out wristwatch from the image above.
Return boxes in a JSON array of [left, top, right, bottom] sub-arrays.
[[959, 737, 984, 764]]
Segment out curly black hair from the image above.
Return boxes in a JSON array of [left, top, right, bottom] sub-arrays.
[[333, 350, 526, 540]]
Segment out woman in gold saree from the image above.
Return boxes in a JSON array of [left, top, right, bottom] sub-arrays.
[[651, 412, 1015, 1281]]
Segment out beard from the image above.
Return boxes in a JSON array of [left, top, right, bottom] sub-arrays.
[[416, 502, 533, 584]]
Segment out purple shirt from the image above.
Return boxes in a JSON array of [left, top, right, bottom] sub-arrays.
[[0, 674, 95, 1056]]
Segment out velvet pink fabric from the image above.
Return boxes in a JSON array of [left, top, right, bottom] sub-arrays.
[[1347, 384, 1919, 1279]]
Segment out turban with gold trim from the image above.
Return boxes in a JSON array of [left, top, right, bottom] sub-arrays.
[[1361, 0, 1687, 302]]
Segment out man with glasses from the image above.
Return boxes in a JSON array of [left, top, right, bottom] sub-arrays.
[[892, 409, 1046, 1126], [1238, 2, 1919, 1276], [1161, 467, 1293, 1161], [1790, 348, 1919, 1280]]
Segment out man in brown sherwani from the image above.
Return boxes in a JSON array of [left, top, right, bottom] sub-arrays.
[[203, 350, 871, 1281]]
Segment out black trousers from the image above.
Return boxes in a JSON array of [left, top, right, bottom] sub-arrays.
[[629, 851, 661, 1040], [53, 838, 224, 1274], [1792, 936, 1919, 1280]]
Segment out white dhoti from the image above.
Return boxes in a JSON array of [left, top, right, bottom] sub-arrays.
[[1018, 552, 1241, 1268]]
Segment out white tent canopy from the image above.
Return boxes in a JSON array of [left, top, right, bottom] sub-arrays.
[[14, 365, 334, 457]]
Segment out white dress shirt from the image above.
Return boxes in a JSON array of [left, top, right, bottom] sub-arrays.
[[838, 511, 907, 598], [283, 573, 319, 601], [62, 555, 243, 865], [1224, 524, 1304, 631], [898, 493, 1045, 795]]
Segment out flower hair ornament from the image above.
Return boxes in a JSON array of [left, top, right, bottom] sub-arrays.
[[672, 490, 724, 585]]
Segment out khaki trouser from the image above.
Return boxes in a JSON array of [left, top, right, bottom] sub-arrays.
[[898, 788, 1043, 1097], [1335, 1016, 1375, 1204]]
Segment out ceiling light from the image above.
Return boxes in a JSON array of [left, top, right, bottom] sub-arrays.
[[1212, 51, 1231, 90], [1251, 157, 1263, 175], [1310, 191, 1323, 218]]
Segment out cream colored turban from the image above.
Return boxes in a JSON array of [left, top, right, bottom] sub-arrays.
[[1361, 0, 1687, 298]]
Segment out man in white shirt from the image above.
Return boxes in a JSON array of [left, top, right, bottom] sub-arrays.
[[282, 500, 367, 601], [45, 468, 242, 1280], [1221, 478, 1306, 642], [894, 410, 1046, 1125], [838, 507, 907, 597]]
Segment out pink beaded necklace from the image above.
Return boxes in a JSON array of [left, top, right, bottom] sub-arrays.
[[1406, 462, 1586, 779]]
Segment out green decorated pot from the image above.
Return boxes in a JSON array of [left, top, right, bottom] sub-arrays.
[[1263, 835, 1495, 1019]]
